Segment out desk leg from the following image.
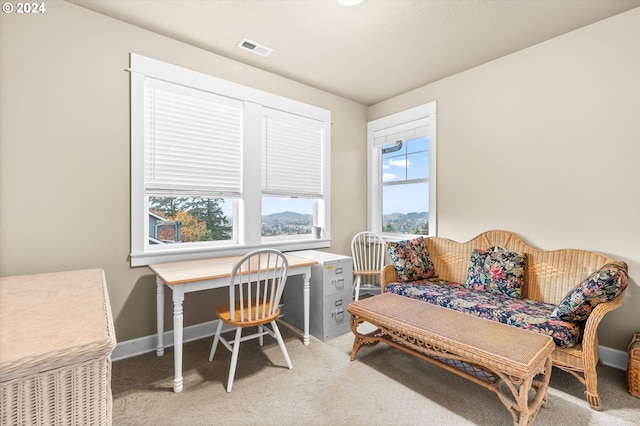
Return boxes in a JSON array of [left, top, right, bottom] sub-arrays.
[[303, 271, 310, 346], [172, 288, 185, 393], [156, 279, 165, 357]]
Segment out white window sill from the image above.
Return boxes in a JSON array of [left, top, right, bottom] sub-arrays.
[[131, 238, 331, 267]]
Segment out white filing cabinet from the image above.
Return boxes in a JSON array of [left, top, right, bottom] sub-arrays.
[[281, 250, 353, 341]]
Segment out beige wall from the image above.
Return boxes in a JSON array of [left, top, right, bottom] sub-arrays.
[[0, 2, 367, 342], [1, 1, 637, 352], [370, 7, 640, 351]]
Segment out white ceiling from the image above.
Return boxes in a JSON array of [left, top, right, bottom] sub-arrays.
[[66, 0, 640, 105]]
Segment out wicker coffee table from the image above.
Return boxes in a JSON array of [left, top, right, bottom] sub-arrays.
[[348, 293, 555, 426]]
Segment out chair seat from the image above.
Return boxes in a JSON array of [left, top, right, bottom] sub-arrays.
[[358, 283, 380, 289], [353, 270, 382, 276], [216, 299, 280, 327]]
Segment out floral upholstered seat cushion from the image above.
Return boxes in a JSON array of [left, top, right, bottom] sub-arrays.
[[464, 247, 526, 298], [385, 281, 582, 348], [551, 262, 628, 322], [386, 237, 437, 283]]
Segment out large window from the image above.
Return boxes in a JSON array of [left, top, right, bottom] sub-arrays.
[[367, 102, 436, 238], [130, 54, 331, 266]]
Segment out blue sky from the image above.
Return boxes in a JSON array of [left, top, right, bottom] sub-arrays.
[[381, 136, 429, 214]]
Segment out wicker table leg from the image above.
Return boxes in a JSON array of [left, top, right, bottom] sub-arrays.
[[495, 356, 553, 426], [349, 314, 381, 361]]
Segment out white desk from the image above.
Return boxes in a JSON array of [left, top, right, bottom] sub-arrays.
[[149, 254, 317, 393]]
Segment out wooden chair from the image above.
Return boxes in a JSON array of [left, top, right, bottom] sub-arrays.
[[208, 249, 292, 392], [351, 231, 385, 301]]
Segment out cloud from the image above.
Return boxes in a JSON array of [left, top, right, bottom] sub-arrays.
[[382, 173, 397, 181], [389, 159, 411, 168]]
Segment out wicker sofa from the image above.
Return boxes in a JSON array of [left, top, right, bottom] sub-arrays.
[[381, 230, 628, 410]]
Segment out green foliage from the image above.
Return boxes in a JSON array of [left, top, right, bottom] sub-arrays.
[[382, 221, 428, 235], [413, 222, 429, 235], [150, 196, 231, 241], [383, 222, 395, 233]]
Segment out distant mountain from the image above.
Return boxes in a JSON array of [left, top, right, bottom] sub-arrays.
[[383, 211, 429, 234], [384, 211, 428, 220], [263, 211, 312, 221]]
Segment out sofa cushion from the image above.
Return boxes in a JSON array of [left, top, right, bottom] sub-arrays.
[[551, 262, 628, 322], [386, 237, 437, 283], [385, 281, 582, 348], [464, 247, 526, 298]]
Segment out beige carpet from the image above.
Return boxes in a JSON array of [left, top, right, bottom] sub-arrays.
[[112, 321, 640, 425]]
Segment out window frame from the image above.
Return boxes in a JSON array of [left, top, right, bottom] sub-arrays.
[[367, 102, 437, 239], [130, 54, 331, 266]]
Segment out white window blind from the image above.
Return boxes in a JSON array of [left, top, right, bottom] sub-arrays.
[[261, 110, 324, 198], [144, 78, 243, 197], [372, 117, 429, 147]]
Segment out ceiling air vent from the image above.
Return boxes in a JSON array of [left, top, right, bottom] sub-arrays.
[[237, 38, 273, 57]]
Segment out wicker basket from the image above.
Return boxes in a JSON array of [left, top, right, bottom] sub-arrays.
[[0, 269, 116, 425], [628, 332, 640, 398]]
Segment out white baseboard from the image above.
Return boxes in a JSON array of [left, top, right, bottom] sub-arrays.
[[111, 320, 629, 371], [599, 345, 628, 371], [111, 319, 224, 362]]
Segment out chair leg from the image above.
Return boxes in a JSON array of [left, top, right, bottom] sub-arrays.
[[271, 320, 293, 369], [258, 325, 264, 347], [353, 276, 362, 301], [226, 327, 243, 392], [209, 320, 224, 362]]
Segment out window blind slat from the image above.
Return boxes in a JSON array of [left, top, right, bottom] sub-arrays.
[[261, 112, 324, 198], [144, 78, 243, 198]]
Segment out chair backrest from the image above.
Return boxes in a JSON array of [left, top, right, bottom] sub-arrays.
[[229, 249, 289, 322], [351, 231, 385, 273]]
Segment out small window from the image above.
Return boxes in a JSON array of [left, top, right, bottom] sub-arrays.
[[381, 136, 430, 235], [368, 102, 437, 238]]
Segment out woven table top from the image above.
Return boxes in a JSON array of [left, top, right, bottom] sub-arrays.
[[0, 269, 116, 382], [349, 293, 555, 378]]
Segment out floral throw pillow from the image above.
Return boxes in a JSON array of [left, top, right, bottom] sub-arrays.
[[464, 247, 526, 298], [386, 237, 437, 283], [551, 262, 628, 322]]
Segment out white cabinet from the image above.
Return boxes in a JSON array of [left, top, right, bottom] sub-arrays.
[[281, 250, 353, 341]]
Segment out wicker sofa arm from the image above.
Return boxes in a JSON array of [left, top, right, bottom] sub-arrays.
[[381, 264, 399, 290], [582, 292, 626, 361], [564, 290, 626, 410], [580, 261, 628, 360]]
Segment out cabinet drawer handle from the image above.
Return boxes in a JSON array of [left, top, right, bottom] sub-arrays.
[[333, 308, 344, 322]]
